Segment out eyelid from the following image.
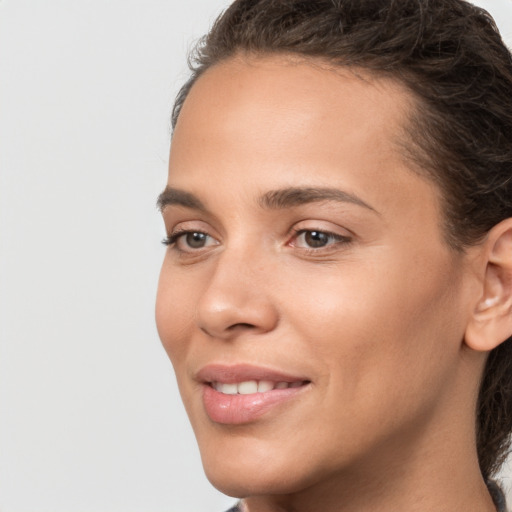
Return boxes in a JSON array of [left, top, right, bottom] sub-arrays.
[[162, 219, 218, 242], [164, 228, 215, 244]]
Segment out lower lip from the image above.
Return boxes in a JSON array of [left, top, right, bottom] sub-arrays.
[[202, 384, 309, 424]]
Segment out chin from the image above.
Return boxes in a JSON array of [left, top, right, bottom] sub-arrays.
[[204, 465, 305, 498], [199, 441, 329, 498]]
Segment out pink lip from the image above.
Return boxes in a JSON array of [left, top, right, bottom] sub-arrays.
[[197, 364, 311, 425]]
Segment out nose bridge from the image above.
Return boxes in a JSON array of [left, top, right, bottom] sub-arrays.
[[196, 243, 278, 339]]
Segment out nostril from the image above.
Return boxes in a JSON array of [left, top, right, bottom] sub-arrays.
[[227, 322, 256, 331], [200, 322, 255, 337]]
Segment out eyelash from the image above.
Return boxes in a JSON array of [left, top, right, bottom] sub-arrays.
[[162, 228, 352, 254], [161, 229, 211, 247]]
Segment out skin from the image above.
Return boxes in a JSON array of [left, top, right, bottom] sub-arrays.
[[156, 55, 499, 512]]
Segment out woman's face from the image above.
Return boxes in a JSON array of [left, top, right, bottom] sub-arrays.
[[156, 56, 477, 497]]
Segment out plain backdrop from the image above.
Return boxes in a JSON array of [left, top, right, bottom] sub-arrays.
[[0, 1, 511, 511]]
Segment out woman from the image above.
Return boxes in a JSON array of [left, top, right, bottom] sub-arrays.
[[156, 1, 512, 510]]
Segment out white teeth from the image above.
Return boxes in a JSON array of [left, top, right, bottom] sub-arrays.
[[218, 382, 238, 395], [212, 380, 305, 394], [257, 380, 274, 392], [238, 380, 258, 395]]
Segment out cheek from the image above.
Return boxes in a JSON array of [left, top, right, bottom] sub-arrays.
[[284, 249, 464, 400], [155, 261, 195, 366]]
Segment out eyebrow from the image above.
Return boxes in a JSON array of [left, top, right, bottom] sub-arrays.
[[157, 186, 378, 214], [259, 187, 378, 213], [157, 187, 207, 212]]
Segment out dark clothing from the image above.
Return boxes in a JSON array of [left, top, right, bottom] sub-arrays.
[[489, 480, 508, 512], [225, 481, 509, 512]]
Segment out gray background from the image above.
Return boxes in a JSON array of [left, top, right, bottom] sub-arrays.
[[0, 1, 511, 511]]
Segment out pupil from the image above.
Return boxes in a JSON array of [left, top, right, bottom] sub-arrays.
[[305, 231, 328, 248], [186, 232, 206, 248]]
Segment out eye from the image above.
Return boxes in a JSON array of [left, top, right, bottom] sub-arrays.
[[163, 230, 218, 252], [180, 232, 210, 249], [291, 229, 351, 250]]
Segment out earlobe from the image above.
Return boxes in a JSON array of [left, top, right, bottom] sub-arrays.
[[465, 218, 512, 352]]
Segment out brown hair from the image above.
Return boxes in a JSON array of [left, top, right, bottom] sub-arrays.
[[172, 0, 512, 480]]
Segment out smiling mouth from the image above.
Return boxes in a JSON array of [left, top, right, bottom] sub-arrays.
[[197, 364, 312, 423], [210, 379, 310, 395]]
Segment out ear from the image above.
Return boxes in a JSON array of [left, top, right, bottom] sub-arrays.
[[465, 218, 512, 352]]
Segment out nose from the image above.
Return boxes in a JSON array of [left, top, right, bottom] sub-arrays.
[[196, 250, 279, 340]]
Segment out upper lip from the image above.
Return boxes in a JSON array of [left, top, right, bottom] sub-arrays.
[[196, 363, 310, 384]]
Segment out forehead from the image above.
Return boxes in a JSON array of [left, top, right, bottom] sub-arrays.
[[168, 55, 444, 235], [174, 54, 416, 148], [171, 55, 418, 182]]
